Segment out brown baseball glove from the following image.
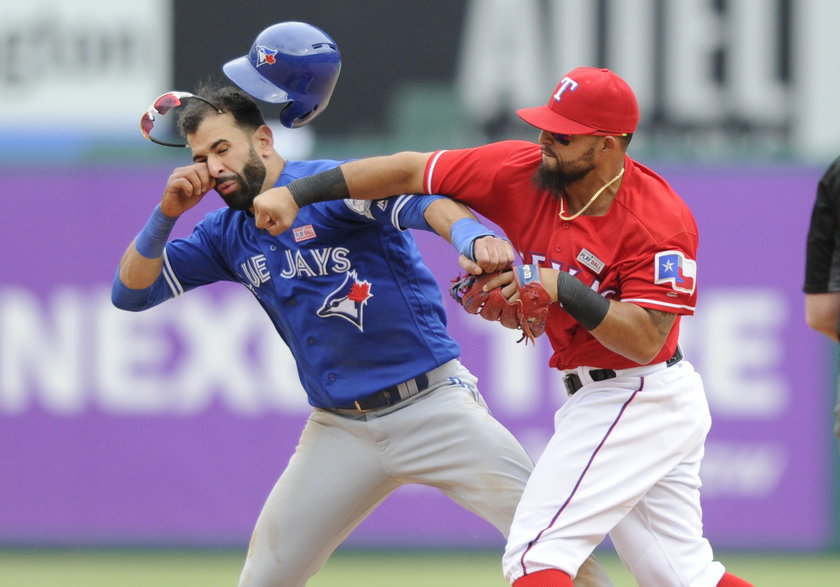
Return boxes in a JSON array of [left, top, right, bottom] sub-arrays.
[[450, 264, 552, 344]]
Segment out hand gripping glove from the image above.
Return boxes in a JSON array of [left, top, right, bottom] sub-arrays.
[[450, 272, 519, 327], [511, 264, 551, 342], [450, 264, 552, 343]]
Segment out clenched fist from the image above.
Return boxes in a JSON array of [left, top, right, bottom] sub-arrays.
[[253, 186, 300, 235]]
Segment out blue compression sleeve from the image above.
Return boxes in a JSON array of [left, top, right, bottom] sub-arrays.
[[395, 194, 444, 232], [450, 217, 496, 261], [135, 205, 178, 259], [111, 269, 155, 312]]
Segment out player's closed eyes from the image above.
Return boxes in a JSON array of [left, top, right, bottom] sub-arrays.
[[551, 133, 571, 145]]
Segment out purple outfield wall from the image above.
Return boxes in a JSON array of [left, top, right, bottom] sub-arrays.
[[0, 163, 832, 550]]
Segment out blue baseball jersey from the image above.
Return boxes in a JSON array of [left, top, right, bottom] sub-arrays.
[[130, 159, 461, 408]]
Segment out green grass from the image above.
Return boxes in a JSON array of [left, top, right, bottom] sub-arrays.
[[1, 548, 839, 586]]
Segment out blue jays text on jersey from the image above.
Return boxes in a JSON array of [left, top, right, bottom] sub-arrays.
[[121, 159, 460, 409]]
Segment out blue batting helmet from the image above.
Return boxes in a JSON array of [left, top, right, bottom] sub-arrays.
[[223, 21, 341, 128]]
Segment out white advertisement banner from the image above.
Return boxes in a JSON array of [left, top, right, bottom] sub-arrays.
[[0, 0, 172, 137]]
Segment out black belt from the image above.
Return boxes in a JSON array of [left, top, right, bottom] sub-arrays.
[[563, 346, 684, 396], [337, 373, 430, 411]]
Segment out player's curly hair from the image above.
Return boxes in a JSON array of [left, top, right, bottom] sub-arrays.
[[177, 81, 267, 138]]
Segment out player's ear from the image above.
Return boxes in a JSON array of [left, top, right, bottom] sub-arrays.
[[254, 124, 274, 154], [599, 135, 621, 155]]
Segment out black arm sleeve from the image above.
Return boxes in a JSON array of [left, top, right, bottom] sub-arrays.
[[287, 167, 350, 207], [556, 271, 610, 331]]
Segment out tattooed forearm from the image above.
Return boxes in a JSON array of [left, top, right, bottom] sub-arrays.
[[645, 308, 676, 338]]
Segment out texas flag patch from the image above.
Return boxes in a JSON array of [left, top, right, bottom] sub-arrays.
[[654, 251, 696, 294]]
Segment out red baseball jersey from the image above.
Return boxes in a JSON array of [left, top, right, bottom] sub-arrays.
[[424, 140, 698, 370]]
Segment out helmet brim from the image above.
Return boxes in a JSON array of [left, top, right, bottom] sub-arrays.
[[223, 57, 291, 104]]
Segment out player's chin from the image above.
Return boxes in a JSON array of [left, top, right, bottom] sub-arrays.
[[537, 158, 559, 178], [219, 190, 249, 211], [225, 191, 259, 212]]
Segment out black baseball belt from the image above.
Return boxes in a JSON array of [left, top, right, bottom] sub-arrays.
[[563, 346, 684, 396], [336, 372, 431, 412]]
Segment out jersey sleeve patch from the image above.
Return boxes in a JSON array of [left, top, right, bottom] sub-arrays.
[[654, 250, 696, 294], [343, 198, 376, 219], [293, 224, 317, 242]]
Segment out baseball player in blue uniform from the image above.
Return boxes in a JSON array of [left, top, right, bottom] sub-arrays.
[[113, 23, 613, 587]]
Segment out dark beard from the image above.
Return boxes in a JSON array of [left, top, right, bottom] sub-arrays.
[[531, 143, 596, 200], [531, 163, 591, 200], [218, 148, 267, 211]]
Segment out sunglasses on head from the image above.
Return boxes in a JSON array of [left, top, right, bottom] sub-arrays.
[[140, 91, 223, 148]]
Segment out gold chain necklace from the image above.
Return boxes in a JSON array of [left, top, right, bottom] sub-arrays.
[[558, 167, 625, 221]]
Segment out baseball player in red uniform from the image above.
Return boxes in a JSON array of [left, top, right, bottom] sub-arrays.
[[248, 67, 756, 587]]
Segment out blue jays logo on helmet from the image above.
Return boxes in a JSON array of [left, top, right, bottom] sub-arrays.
[[223, 21, 342, 128], [254, 45, 278, 67]]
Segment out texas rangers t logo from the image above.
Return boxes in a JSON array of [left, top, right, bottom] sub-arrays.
[[654, 251, 696, 294], [553, 76, 579, 101], [317, 270, 373, 330]]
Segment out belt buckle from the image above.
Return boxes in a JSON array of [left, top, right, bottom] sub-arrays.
[[351, 372, 429, 412], [353, 389, 391, 411]]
